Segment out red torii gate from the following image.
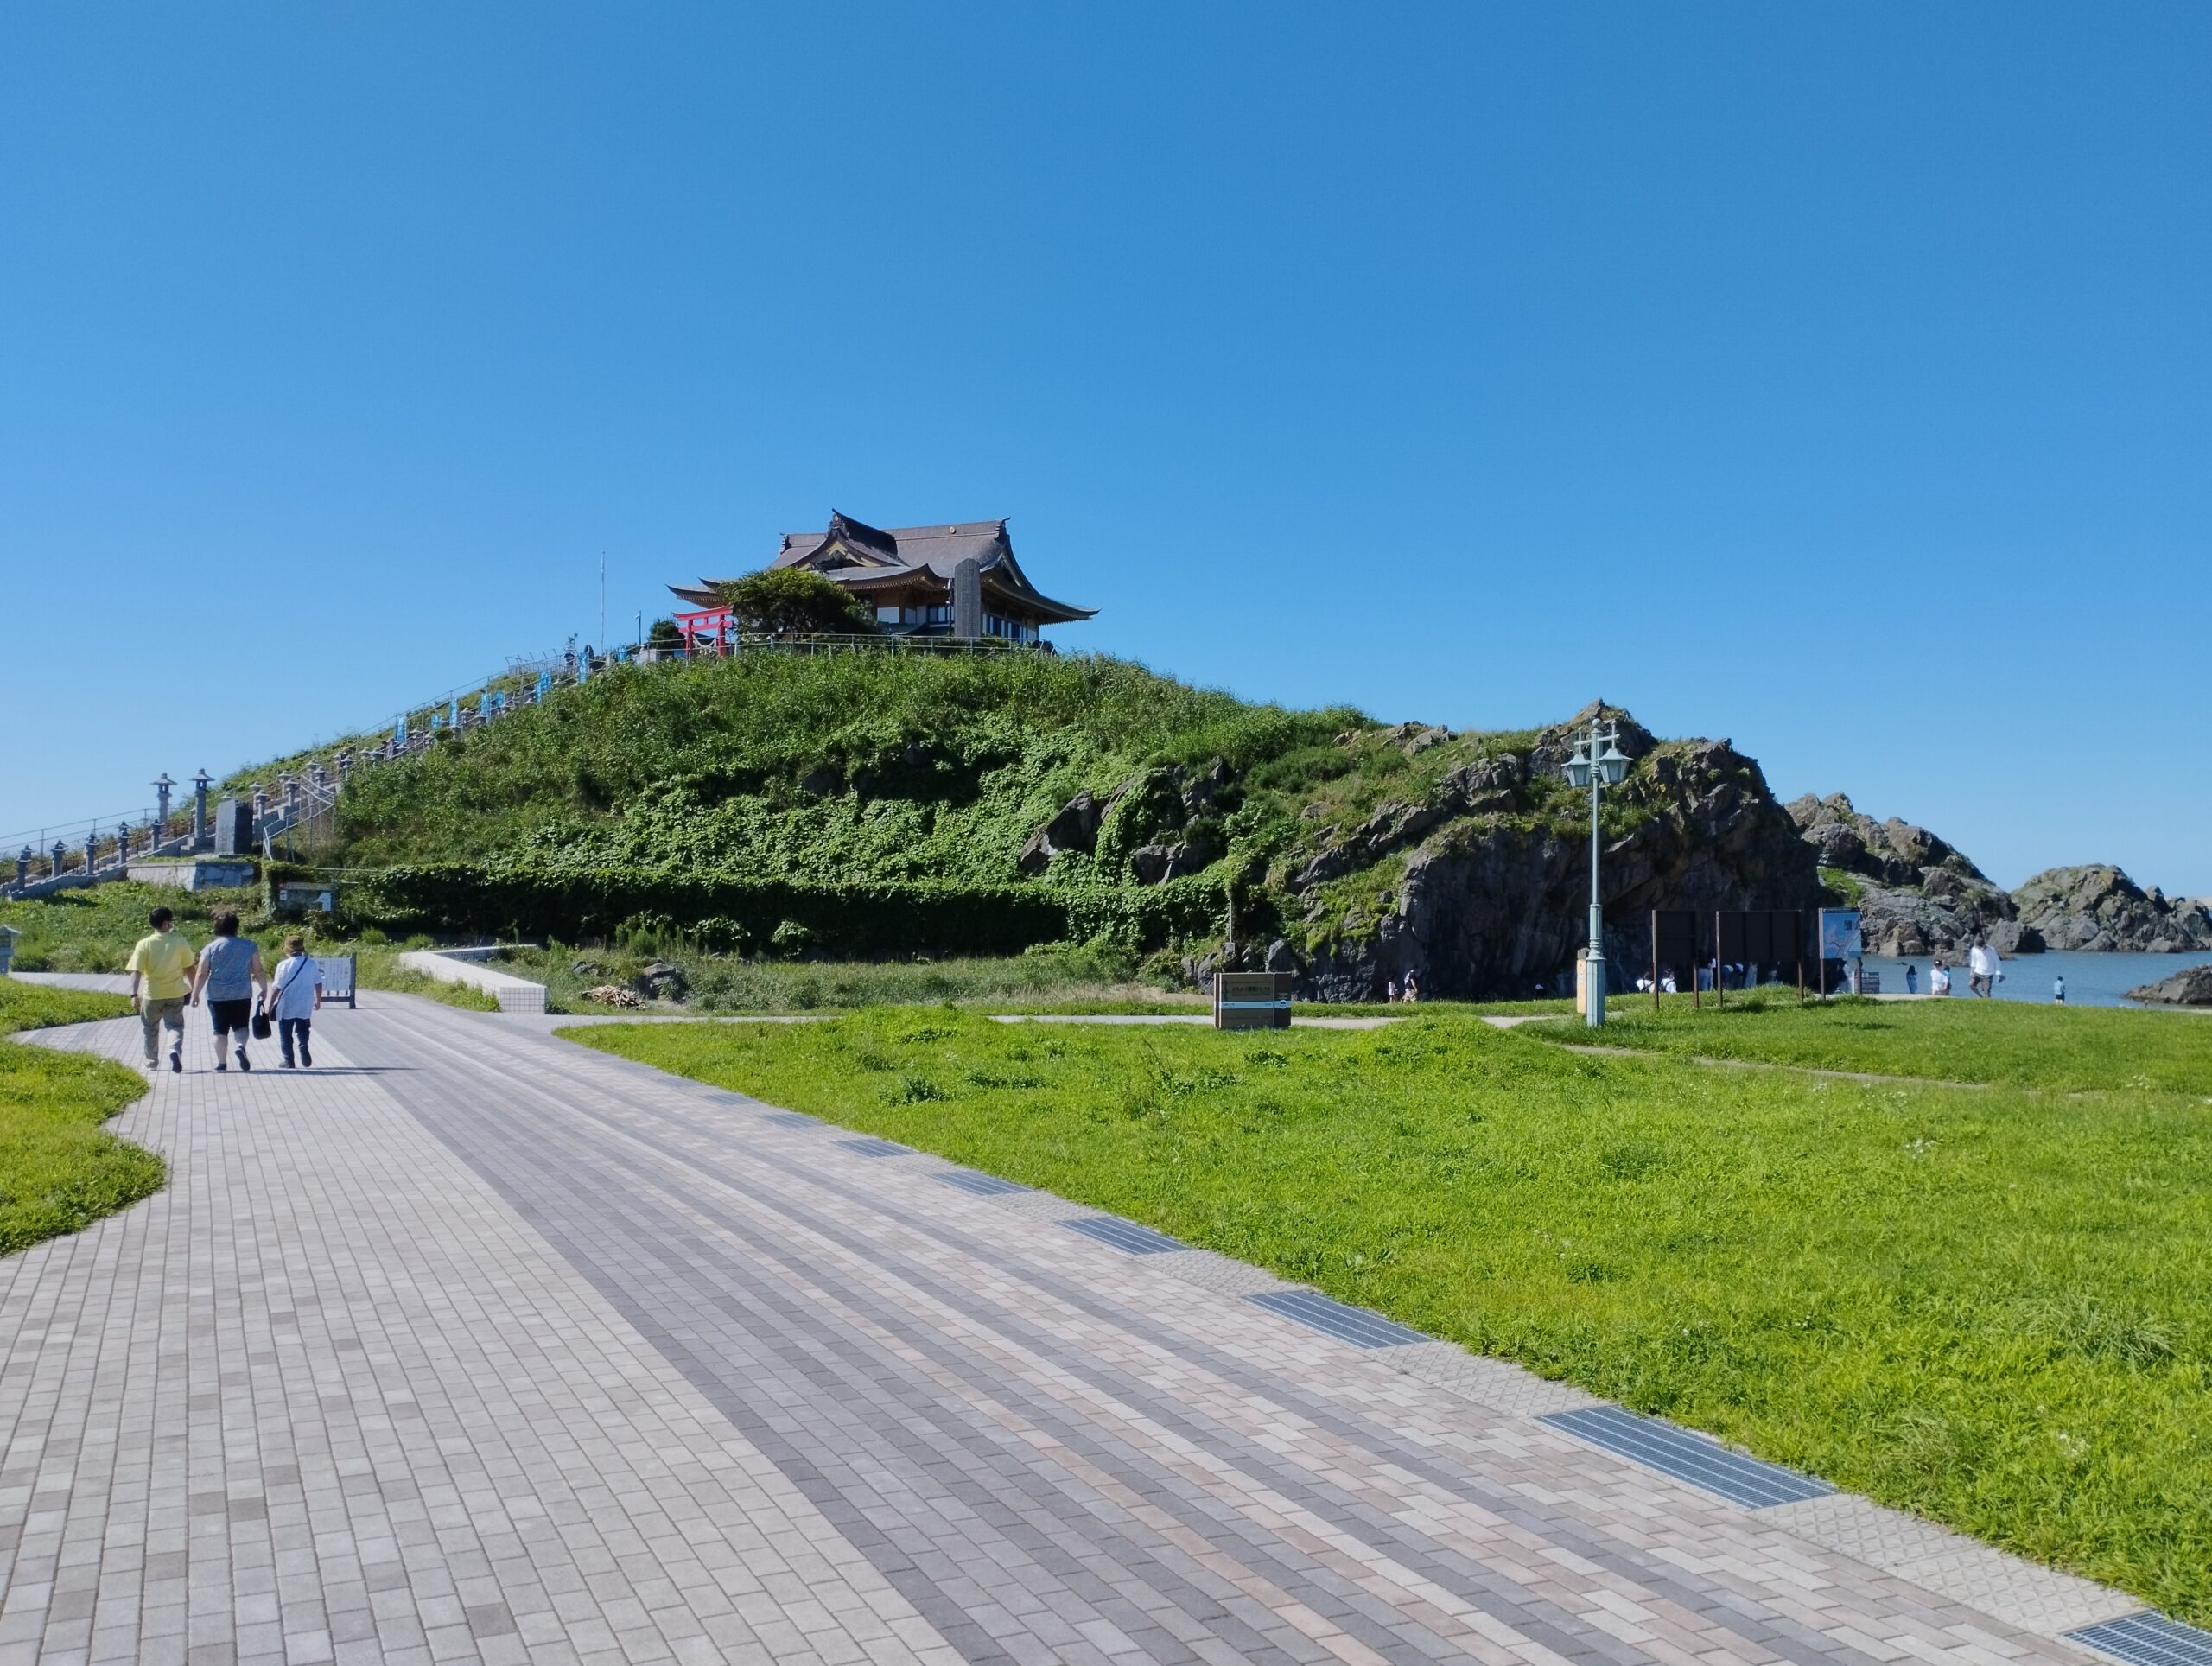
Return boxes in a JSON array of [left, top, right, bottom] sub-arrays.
[[672, 605, 737, 656]]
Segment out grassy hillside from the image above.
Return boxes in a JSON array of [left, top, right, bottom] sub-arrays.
[[329, 652, 1360, 876], [239, 650, 1809, 994]]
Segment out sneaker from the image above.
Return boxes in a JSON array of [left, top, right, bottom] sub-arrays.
[[280, 1059, 296, 1069], [169, 1050, 182, 1074], [236, 1049, 251, 1071], [215, 1061, 227, 1071], [300, 1048, 312, 1068]]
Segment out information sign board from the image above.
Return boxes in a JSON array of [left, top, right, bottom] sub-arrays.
[[311, 952, 357, 1008], [1213, 971, 1293, 1031]]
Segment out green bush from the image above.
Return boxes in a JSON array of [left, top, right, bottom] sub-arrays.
[[334, 861, 1228, 957]]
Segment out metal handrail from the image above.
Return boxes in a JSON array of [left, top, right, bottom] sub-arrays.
[[4, 633, 1055, 894]]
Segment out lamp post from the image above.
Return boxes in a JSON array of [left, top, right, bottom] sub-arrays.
[[1562, 716, 1630, 1027]]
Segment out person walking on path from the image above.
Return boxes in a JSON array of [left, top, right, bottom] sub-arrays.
[[189, 907, 266, 1071], [1967, 937, 2003, 998], [124, 906, 195, 1073], [1929, 957, 1951, 996], [266, 934, 324, 1067]]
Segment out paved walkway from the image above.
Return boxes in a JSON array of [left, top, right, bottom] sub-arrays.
[[2, 995, 2154, 1666]]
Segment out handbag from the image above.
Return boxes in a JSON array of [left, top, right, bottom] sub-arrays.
[[251, 1008, 274, 1040]]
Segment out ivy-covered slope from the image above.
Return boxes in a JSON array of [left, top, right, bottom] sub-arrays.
[[329, 652, 1356, 878], [314, 652, 1818, 997]]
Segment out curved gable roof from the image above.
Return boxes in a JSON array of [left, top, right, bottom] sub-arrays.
[[676, 512, 1095, 621]]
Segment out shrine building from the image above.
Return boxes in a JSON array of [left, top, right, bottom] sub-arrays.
[[669, 512, 1096, 649]]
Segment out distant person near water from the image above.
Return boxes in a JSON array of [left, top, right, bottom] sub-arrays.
[[265, 934, 324, 1067], [1904, 963, 1918, 995], [1967, 938, 2003, 998], [124, 906, 194, 1073], [2054, 975, 2067, 1004], [190, 907, 266, 1071], [1929, 957, 1951, 996]]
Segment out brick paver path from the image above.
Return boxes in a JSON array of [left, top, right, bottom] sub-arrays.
[[3, 995, 2145, 1665]]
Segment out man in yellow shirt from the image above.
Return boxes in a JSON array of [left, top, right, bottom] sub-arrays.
[[125, 906, 195, 1072]]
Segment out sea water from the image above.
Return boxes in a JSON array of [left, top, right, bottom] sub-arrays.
[[1852, 947, 2212, 1008]]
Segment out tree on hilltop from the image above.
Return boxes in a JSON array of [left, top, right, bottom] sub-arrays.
[[717, 567, 882, 637]]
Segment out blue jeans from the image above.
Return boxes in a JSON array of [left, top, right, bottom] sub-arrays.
[[279, 1017, 313, 1065]]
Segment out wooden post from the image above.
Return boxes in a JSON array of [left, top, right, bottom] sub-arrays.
[[1714, 912, 1724, 1008], [1650, 909, 1660, 1011]]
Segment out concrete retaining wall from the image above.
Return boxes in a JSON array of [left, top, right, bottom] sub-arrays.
[[395, 949, 548, 1014], [126, 860, 258, 891]]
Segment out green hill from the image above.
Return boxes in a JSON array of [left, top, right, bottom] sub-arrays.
[[286, 650, 1816, 999]]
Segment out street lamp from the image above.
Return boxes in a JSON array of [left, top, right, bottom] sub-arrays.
[[1562, 716, 1630, 1027]]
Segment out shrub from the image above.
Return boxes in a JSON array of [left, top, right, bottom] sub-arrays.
[[717, 567, 882, 636]]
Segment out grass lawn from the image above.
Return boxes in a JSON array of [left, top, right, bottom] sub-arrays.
[[1590, 988, 2212, 1093], [0, 880, 264, 971], [0, 979, 164, 1256], [569, 1006, 2212, 1623]]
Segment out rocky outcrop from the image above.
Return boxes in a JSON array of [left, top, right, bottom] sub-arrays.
[[2011, 866, 2212, 953], [1017, 760, 1234, 883], [1786, 793, 2015, 955], [1784, 795, 2210, 958], [1016, 790, 1102, 874], [1293, 709, 1821, 1001], [2126, 964, 2212, 1006]]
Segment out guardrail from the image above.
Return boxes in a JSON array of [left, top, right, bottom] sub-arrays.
[[4, 632, 1057, 900]]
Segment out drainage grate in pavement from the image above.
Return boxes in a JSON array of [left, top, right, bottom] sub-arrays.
[[837, 1136, 913, 1159], [937, 1170, 1032, 1198], [2069, 1613, 2212, 1666], [1063, 1216, 1185, 1256], [1538, 1406, 1834, 1508], [1248, 1289, 1427, 1349], [764, 1112, 820, 1128]]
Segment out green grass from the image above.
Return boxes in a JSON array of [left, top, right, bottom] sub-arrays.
[[0, 979, 164, 1256], [486, 938, 1197, 1014], [1589, 988, 2212, 1093], [567, 1008, 2212, 1623], [353, 948, 504, 1012], [0, 881, 264, 972]]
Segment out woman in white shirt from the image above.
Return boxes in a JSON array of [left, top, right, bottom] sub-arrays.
[[265, 934, 324, 1068]]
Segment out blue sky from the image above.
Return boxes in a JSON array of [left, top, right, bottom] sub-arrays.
[[3, 3, 2207, 893]]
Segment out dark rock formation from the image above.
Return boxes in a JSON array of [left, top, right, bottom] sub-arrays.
[[1983, 919, 2047, 956], [1785, 793, 2015, 955], [2126, 964, 2212, 1005], [1784, 795, 2209, 958], [2012, 867, 2212, 953], [1294, 709, 1820, 1001], [632, 959, 690, 1001], [1021, 760, 1236, 885], [1129, 840, 1217, 884], [1016, 790, 1102, 874]]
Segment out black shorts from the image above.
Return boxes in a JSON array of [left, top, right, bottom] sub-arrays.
[[208, 997, 252, 1034]]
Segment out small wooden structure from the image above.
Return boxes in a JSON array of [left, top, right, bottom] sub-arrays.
[[1213, 971, 1293, 1030]]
